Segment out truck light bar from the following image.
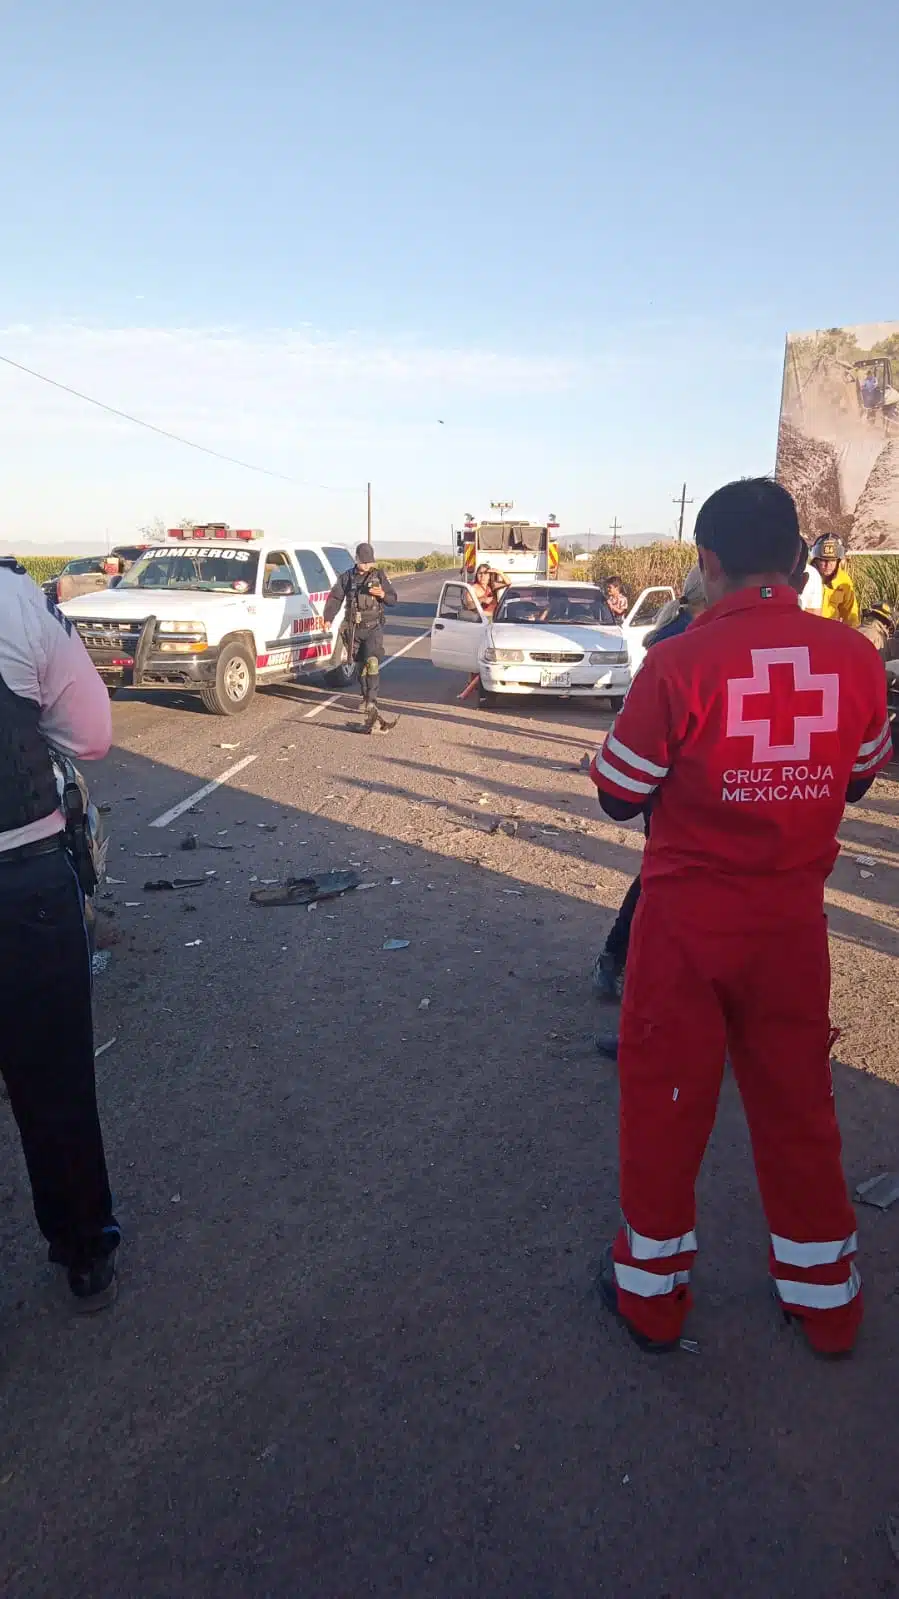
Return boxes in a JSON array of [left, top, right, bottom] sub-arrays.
[[166, 525, 263, 542]]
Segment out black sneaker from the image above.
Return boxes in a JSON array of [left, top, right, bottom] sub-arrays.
[[67, 1252, 118, 1313], [592, 951, 625, 1002], [594, 1028, 620, 1062], [596, 1245, 680, 1354]]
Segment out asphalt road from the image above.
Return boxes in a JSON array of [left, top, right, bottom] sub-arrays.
[[1, 570, 898, 1598]]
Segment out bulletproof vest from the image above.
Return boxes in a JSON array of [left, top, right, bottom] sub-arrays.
[[350, 569, 384, 632], [0, 671, 59, 833]]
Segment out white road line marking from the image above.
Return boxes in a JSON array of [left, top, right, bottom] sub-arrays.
[[149, 754, 260, 829], [302, 629, 432, 720]]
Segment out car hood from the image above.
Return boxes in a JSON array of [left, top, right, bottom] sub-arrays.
[[486, 622, 625, 653], [61, 589, 246, 621]]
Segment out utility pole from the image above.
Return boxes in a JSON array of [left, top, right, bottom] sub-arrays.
[[367, 482, 372, 544], [610, 516, 621, 549], [673, 482, 694, 543]]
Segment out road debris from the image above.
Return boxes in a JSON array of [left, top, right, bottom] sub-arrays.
[[180, 832, 199, 851], [94, 1037, 117, 1059], [577, 753, 592, 772], [257, 823, 278, 832], [679, 1338, 700, 1355], [184, 940, 202, 948], [383, 939, 411, 951], [389, 877, 403, 886], [249, 869, 361, 908], [854, 855, 879, 867], [498, 819, 519, 838], [855, 1172, 899, 1210], [144, 876, 210, 892], [134, 851, 166, 859], [501, 889, 524, 897], [418, 998, 431, 1010], [124, 902, 142, 908], [218, 742, 241, 749], [91, 950, 112, 975], [859, 870, 875, 880], [886, 1515, 899, 1567], [171, 1193, 182, 1204]]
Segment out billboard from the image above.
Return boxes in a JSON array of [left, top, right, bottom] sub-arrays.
[[776, 322, 899, 550]]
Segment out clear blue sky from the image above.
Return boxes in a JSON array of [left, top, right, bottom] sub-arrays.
[[1, 0, 898, 546]]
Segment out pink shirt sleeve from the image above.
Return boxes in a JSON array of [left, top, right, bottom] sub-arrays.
[[25, 590, 113, 760]]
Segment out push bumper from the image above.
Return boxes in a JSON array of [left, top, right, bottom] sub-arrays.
[[85, 616, 220, 691]]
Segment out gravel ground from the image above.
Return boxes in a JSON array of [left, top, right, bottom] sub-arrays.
[[0, 571, 897, 1598]]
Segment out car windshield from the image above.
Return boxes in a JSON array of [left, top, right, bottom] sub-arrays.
[[476, 524, 545, 553], [118, 546, 260, 593], [495, 586, 616, 626], [64, 557, 103, 575]]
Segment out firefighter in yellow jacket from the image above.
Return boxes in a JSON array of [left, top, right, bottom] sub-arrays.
[[811, 535, 859, 627]]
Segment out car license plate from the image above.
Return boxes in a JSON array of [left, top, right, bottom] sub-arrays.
[[540, 669, 571, 688]]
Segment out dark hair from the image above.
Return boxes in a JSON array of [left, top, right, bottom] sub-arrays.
[[605, 575, 623, 589], [694, 478, 800, 578]]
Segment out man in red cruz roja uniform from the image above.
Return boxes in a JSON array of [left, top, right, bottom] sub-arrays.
[[589, 478, 892, 1358]]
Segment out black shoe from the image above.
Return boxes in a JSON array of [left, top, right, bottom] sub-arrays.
[[770, 1281, 855, 1361], [67, 1252, 118, 1313], [596, 1245, 680, 1354], [592, 951, 625, 1002], [594, 1028, 620, 1062]]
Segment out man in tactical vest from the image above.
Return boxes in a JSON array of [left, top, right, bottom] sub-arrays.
[[323, 543, 398, 732], [0, 556, 120, 1309]]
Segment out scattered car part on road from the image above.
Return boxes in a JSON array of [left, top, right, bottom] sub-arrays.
[[143, 876, 211, 892], [855, 1172, 899, 1210], [249, 869, 361, 907]]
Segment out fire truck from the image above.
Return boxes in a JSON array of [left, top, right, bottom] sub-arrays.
[[456, 514, 561, 583]]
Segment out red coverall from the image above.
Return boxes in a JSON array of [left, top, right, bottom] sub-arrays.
[[590, 585, 892, 1353]]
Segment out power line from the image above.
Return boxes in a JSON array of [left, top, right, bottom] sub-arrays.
[[0, 350, 366, 495]]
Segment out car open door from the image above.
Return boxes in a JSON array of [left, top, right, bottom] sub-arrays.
[[430, 582, 489, 672], [621, 586, 677, 674]]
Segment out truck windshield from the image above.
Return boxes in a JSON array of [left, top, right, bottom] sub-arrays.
[[477, 524, 545, 553], [118, 546, 260, 593]]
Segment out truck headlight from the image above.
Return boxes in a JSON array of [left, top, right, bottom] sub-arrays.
[[157, 623, 207, 654], [483, 648, 524, 663]]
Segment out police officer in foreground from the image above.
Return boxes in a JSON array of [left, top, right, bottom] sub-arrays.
[[0, 557, 120, 1309], [323, 543, 398, 732]]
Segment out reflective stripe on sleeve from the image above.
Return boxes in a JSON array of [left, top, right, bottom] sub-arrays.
[[614, 1262, 690, 1298], [774, 1263, 861, 1311], [625, 1223, 697, 1261], [605, 732, 669, 780], [852, 727, 893, 774], [594, 753, 657, 796], [856, 719, 891, 759], [771, 1232, 857, 1268]]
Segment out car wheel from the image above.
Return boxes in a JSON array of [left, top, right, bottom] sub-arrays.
[[200, 643, 256, 715]]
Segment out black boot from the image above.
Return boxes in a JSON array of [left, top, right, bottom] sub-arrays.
[[596, 1245, 680, 1353]]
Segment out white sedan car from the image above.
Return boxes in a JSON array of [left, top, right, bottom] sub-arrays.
[[430, 579, 675, 706]]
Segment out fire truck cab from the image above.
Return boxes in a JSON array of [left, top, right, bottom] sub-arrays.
[[457, 514, 560, 583]]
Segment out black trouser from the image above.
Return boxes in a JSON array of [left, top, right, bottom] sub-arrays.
[[0, 841, 115, 1268], [602, 814, 651, 966], [355, 627, 385, 710]]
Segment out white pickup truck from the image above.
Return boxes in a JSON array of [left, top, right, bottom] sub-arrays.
[[61, 527, 355, 714]]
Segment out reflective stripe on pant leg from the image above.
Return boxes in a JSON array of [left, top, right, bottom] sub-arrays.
[[774, 1262, 861, 1311], [615, 892, 726, 1344], [726, 914, 862, 1353]]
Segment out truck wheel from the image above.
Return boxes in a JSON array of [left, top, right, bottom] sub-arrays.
[[324, 640, 355, 689], [200, 643, 256, 715]]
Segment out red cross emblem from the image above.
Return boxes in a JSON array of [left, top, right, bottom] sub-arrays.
[[726, 647, 840, 762]]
